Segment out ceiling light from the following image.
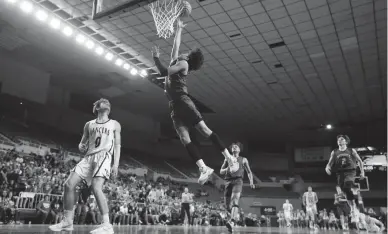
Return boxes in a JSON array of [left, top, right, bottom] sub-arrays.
[[19, 1, 33, 13], [140, 69, 147, 77], [130, 68, 138, 75], [95, 47, 104, 55], [6, 0, 18, 4], [49, 18, 61, 29], [123, 64, 130, 70], [75, 34, 86, 44], [326, 124, 332, 130], [105, 52, 113, 61], [85, 40, 94, 49], [62, 26, 73, 37], [115, 59, 123, 66], [35, 10, 48, 21]]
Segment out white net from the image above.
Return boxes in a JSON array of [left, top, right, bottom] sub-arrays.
[[149, 0, 184, 39]]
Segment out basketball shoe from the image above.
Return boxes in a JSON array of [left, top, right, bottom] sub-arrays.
[[90, 223, 114, 234], [49, 219, 74, 232], [198, 166, 214, 185]]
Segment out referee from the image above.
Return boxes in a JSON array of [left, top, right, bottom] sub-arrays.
[[181, 187, 193, 225]]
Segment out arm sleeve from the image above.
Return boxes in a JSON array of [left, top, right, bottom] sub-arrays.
[[153, 57, 168, 77]]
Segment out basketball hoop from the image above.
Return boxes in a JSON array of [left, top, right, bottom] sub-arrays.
[[149, 0, 185, 39]]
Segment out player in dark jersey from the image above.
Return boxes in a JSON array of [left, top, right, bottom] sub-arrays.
[[334, 185, 350, 230], [151, 19, 238, 185], [220, 142, 255, 233], [325, 135, 365, 221]]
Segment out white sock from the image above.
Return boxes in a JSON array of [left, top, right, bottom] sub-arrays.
[[196, 159, 205, 168], [102, 213, 110, 224], [64, 210, 74, 223]]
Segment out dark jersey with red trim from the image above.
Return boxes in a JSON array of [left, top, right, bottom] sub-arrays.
[[225, 156, 245, 180], [332, 148, 357, 172], [165, 59, 188, 101]]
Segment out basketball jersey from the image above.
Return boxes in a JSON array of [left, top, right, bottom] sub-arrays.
[[225, 156, 245, 180], [332, 148, 357, 171], [303, 192, 317, 206], [283, 203, 292, 212], [86, 119, 116, 156], [334, 192, 347, 205], [165, 59, 188, 101]]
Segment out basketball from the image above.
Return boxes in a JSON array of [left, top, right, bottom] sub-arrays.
[[180, 1, 192, 18]]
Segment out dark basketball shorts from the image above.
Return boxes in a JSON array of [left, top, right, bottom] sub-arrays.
[[224, 178, 243, 197], [169, 95, 203, 128], [336, 170, 357, 189], [336, 203, 350, 216]]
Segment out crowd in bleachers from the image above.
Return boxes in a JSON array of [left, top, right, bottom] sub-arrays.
[[0, 147, 268, 227]]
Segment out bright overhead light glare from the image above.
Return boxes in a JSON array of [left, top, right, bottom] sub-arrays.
[[62, 26, 73, 37], [123, 64, 130, 70], [6, 0, 18, 4], [140, 69, 147, 77], [130, 68, 138, 75], [326, 124, 332, 130], [49, 18, 61, 29], [95, 47, 104, 55], [115, 59, 123, 66], [85, 40, 95, 49], [20, 1, 33, 13], [35, 10, 48, 21], [75, 34, 86, 44], [105, 52, 114, 61]]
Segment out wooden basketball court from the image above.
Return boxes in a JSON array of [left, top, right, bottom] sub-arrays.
[[0, 224, 366, 233]]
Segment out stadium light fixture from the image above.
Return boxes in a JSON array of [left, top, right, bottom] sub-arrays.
[[62, 26, 73, 37], [35, 10, 48, 21], [95, 46, 104, 55], [130, 68, 138, 75], [115, 59, 123, 66], [326, 124, 332, 130], [6, 0, 18, 4], [123, 64, 130, 70], [75, 34, 86, 44], [49, 18, 61, 29], [105, 52, 113, 61], [140, 69, 147, 77], [85, 40, 95, 49], [20, 1, 33, 13]]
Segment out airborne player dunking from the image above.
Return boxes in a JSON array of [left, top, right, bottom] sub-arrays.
[[151, 19, 238, 185]]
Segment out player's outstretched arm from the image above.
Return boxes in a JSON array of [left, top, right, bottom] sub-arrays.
[[243, 158, 255, 188], [325, 151, 335, 175], [220, 159, 228, 175], [152, 46, 168, 76], [170, 19, 186, 61], [79, 122, 90, 153]]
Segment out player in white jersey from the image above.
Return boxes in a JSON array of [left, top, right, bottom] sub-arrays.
[[283, 199, 293, 227], [303, 186, 318, 229], [50, 99, 121, 234], [359, 213, 386, 232]]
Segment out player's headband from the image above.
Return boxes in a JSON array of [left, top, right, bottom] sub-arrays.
[[337, 135, 350, 144], [93, 98, 111, 114]]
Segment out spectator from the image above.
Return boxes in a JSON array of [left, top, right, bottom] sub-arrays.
[[50, 200, 63, 224], [36, 195, 51, 224]]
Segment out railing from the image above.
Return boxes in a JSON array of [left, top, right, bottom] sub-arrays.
[[15, 192, 63, 210]]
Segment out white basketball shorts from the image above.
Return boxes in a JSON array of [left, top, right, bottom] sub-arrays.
[[72, 151, 111, 184]]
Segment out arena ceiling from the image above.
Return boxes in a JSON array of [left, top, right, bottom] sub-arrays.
[[0, 0, 386, 142]]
